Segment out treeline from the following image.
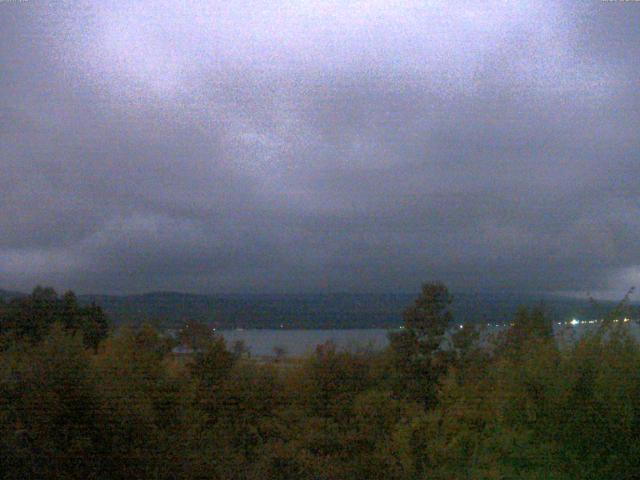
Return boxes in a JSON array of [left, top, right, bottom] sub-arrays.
[[0, 286, 109, 350], [1, 284, 640, 479]]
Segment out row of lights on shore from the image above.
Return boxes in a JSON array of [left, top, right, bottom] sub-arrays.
[[453, 318, 635, 330], [213, 319, 635, 332], [565, 318, 631, 326]]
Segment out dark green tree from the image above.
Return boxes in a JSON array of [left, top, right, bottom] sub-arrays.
[[178, 319, 215, 351], [403, 282, 453, 352], [496, 304, 554, 357], [231, 339, 250, 359], [79, 302, 109, 351], [387, 282, 454, 406], [0, 288, 109, 351]]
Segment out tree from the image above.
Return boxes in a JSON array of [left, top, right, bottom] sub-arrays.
[[231, 339, 250, 359], [496, 304, 553, 357], [387, 282, 454, 406], [190, 338, 235, 407], [0, 288, 109, 350], [403, 282, 453, 352], [60, 291, 80, 330], [0, 324, 100, 479], [79, 302, 109, 351], [273, 345, 287, 362], [178, 320, 214, 352]]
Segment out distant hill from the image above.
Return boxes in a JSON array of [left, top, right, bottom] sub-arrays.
[[3, 288, 635, 329], [77, 291, 637, 329], [0, 289, 25, 301]]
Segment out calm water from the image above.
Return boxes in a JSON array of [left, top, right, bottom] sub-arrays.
[[218, 329, 390, 356], [219, 321, 640, 357]]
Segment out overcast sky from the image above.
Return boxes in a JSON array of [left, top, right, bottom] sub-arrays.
[[1, 1, 639, 296]]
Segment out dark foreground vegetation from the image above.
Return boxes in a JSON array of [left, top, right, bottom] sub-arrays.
[[1, 284, 640, 479]]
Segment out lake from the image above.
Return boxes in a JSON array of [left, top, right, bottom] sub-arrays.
[[218, 320, 640, 357], [218, 329, 391, 356]]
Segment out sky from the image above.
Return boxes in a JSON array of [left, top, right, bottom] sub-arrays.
[[1, 0, 639, 297]]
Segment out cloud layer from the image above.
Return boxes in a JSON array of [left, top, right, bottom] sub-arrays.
[[1, 1, 639, 296]]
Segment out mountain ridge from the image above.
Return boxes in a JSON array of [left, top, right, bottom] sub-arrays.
[[4, 288, 635, 329]]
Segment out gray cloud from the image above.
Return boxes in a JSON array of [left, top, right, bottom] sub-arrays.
[[1, 0, 639, 297]]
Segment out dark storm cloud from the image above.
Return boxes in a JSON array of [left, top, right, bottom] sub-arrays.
[[1, 0, 639, 296]]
